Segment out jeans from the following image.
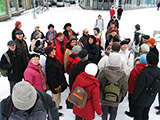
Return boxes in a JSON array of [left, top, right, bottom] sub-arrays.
[[101, 105, 118, 120]]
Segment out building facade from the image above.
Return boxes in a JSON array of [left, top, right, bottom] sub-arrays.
[[0, 0, 34, 21], [80, 0, 159, 10]]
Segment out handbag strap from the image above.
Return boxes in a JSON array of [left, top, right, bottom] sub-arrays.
[[4, 53, 11, 64]]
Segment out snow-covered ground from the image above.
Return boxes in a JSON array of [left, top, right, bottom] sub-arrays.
[[1, 3, 160, 120]]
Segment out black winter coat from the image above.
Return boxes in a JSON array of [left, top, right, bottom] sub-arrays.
[[150, 46, 159, 57], [117, 8, 123, 16], [0, 50, 25, 82], [46, 56, 67, 94], [15, 38, 29, 68], [132, 66, 160, 107], [12, 28, 25, 40], [69, 60, 90, 91], [107, 19, 119, 29]]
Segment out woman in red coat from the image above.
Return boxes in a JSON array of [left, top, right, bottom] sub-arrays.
[[72, 63, 102, 120], [125, 54, 147, 117], [110, 5, 115, 19]]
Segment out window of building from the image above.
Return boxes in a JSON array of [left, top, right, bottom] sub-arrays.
[[0, 0, 6, 16], [10, 0, 17, 12]]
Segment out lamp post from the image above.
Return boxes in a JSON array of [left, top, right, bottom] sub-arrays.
[[33, 0, 37, 19]]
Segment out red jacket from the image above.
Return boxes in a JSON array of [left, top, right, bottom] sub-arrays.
[[128, 63, 146, 94], [110, 9, 115, 17], [72, 72, 102, 120]]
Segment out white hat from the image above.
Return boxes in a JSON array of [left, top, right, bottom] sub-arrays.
[[12, 81, 37, 110], [140, 44, 150, 53], [34, 25, 40, 29], [72, 45, 82, 54], [85, 63, 98, 76], [108, 52, 121, 66]]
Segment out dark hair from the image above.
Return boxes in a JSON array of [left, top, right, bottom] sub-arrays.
[[48, 24, 54, 29], [112, 42, 121, 52]]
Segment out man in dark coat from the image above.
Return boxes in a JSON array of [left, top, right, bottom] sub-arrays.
[[117, 6, 123, 20], [14, 31, 29, 68], [45, 46, 67, 116], [132, 51, 160, 120], [0, 81, 59, 120], [0, 40, 25, 93], [107, 16, 119, 29], [79, 28, 89, 47]]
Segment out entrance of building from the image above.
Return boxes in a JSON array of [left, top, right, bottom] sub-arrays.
[[93, 0, 114, 10]]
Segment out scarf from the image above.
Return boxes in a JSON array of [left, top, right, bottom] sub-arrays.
[[16, 27, 22, 31], [58, 40, 65, 55]]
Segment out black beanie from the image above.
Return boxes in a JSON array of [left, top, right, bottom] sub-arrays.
[[29, 54, 40, 60], [79, 49, 88, 59], [120, 40, 128, 46], [147, 51, 159, 65], [94, 27, 100, 34]]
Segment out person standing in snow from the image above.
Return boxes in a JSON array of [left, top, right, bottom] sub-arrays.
[[94, 27, 101, 39], [12, 21, 26, 41], [94, 14, 104, 35], [72, 63, 102, 120], [46, 24, 57, 45], [124, 37, 136, 56], [117, 5, 123, 20], [157, 2, 160, 11], [107, 16, 119, 29], [110, 5, 115, 19], [79, 28, 90, 47], [98, 53, 128, 120]]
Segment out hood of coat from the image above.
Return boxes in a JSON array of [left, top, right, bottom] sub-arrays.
[[27, 61, 41, 71], [102, 66, 123, 83], [77, 72, 100, 88]]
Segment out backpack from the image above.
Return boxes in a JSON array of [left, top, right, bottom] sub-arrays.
[[67, 86, 91, 109], [103, 82, 120, 103], [0, 53, 12, 77]]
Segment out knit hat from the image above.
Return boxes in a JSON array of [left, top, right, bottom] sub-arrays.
[[108, 52, 121, 66], [112, 42, 120, 52], [110, 29, 117, 33], [142, 35, 150, 40], [7, 40, 16, 46], [15, 31, 23, 35], [140, 44, 150, 53], [12, 81, 37, 110], [79, 49, 88, 59], [34, 25, 40, 29], [15, 21, 21, 26], [146, 38, 156, 46], [113, 16, 116, 18], [94, 27, 100, 34], [140, 54, 147, 64], [147, 51, 159, 65], [29, 54, 40, 60], [135, 24, 140, 30], [64, 23, 71, 30], [69, 36, 77, 41], [96, 38, 101, 44], [120, 40, 128, 46], [72, 45, 82, 54], [83, 28, 89, 33], [44, 46, 55, 55], [33, 31, 41, 40], [85, 63, 98, 76]]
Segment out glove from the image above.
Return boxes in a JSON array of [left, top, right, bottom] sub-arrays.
[[101, 50, 105, 57]]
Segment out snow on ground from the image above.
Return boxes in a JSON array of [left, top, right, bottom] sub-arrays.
[[1, 3, 160, 120]]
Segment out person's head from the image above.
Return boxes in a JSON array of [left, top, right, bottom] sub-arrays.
[[35, 25, 40, 31], [33, 31, 41, 40], [94, 27, 100, 35], [140, 44, 150, 54], [56, 32, 64, 42], [45, 46, 56, 57], [15, 31, 23, 40], [88, 35, 96, 45], [69, 36, 77, 47], [112, 16, 116, 21], [147, 38, 156, 48], [110, 21, 116, 28], [98, 14, 102, 19], [15, 21, 22, 28], [7, 40, 16, 52], [120, 40, 128, 51], [79, 49, 88, 61], [72, 45, 82, 55], [12, 81, 37, 111], [64, 23, 72, 31], [29, 54, 40, 66], [96, 38, 101, 46], [147, 51, 159, 66], [48, 24, 54, 32], [83, 28, 89, 36], [142, 35, 150, 43], [112, 42, 121, 52], [135, 24, 140, 31], [108, 52, 121, 67], [85, 63, 98, 76], [111, 5, 114, 9], [140, 54, 147, 64], [110, 29, 117, 36]]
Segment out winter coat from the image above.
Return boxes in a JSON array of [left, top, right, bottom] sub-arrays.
[[15, 38, 29, 68], [94, 18, 104, 31], [0, 90, 59, 120], [150, 46, 159, 57], [24, 62, 46, 92], [72, 72, 102, 120], [132, 66, 160, 107], [107, 19, 119, 29], [98, 52, 130, 76], [134, 30, 143, 53], [31, 30, 45, 40], [12, 28, 25, 40], [117, 8, 123, 16], [69, 60, 90, 91], [110, 9, 115, 17], [0, 49, 25, 82], [64, 47, 72, 71], [119, 49, 134, 72], [98, 66, 128, 107], [63, 29, 78, 40], [105, 34, 119, 49], [79, 33, 89, 47], [46, 30, 57, 43], [128, 40, 136, 56], [54, 39, 66, 65], [128, 63, 146, 94], [85, 42, 99, 64], [46, 56, 67, 94]]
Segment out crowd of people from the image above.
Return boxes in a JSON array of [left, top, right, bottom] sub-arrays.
[[0, 7, 160, 120]]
